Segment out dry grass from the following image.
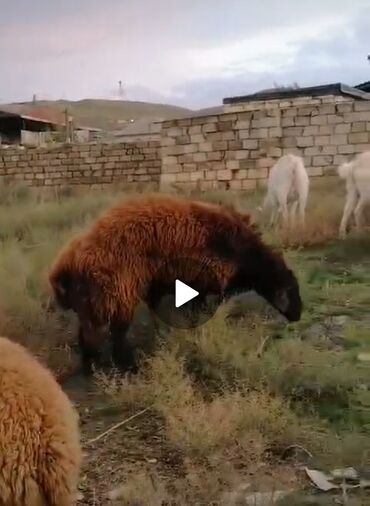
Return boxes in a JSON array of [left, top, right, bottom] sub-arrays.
[[0, 180, 369, 504], [98, 347, 305, 459], [107, 473, 171, 505]]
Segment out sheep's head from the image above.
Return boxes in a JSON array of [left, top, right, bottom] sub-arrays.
[[225, 242, 302, 322], [49, 267, 95, 316], [49, 268, 75, 310], [261, 263, 302, 321]]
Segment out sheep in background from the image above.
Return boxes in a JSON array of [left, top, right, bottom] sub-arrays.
[[0, 336, 82, 506], [338, 151, 370, 238], [261, 154, 309, 228]]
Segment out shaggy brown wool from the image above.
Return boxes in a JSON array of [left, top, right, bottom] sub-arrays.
[[0, 337, 82, 506], [49, 194, 302, 372]]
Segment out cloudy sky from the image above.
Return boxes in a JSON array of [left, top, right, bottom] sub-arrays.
[[1, 0, 369, 108]]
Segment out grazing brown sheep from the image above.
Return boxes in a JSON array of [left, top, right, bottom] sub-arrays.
[[0, 336, 82, 506], [49, 194, 302, 374]]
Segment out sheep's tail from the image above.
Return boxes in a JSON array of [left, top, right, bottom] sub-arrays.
[[337, 161, 353, 180]]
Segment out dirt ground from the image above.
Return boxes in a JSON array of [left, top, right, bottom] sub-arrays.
[[64, 374, 302, 505], [63, 373, 184, 504]]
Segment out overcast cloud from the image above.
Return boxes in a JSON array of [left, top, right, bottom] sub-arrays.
[[0, 0, 369, 108]]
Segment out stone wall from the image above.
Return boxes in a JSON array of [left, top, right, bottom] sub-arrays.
[[1, 95, 370, 193], [0, 141, 160, 189], [160, 95, 370, 191], [223, 93, 356, 113]]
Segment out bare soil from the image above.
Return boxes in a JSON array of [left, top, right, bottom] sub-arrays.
[[64, 374, 301, 505]]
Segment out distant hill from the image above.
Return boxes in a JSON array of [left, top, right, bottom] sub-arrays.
[[1, 99, 193, 131]]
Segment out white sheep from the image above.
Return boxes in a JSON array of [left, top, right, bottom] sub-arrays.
[[338, 150, 370, 238], [261, 154, 309, 228]]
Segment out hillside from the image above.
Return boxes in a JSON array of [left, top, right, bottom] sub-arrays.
[[1, 99, 192, 131]]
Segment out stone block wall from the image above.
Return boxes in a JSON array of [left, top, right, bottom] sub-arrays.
[[160, 95, 370, 191], [0, 141, 160, 189], [1, 95, 370, 193]]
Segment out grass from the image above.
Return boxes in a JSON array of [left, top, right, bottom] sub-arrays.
[[0, 180, 369, 504]]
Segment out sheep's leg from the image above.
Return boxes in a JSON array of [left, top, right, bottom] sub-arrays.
[[146, 285, 172, 339], [268, 197, 280, 229], [280, 202, 289, 228], [149, 303, 172, 341], [263, 193, 277, 229], [109, 320, 137, 372], [269, 207, 278, 228], [149, 307, 161, 335], [78, 324, 93, 375], [339, 191, 357, 238], [298, 192, 308, 227], [289, 201, 298, 228], [77, 323, 101, 376], [354, 196, 366, 233]]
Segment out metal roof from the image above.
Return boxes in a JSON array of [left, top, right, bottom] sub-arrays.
[[223, 82, 370, 104], [0, 105, 65, 124], [0, 105, 102, 131], [355, 80, 370, 91]]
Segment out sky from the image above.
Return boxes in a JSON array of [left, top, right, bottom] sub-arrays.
[[0, 0, 370, 109]]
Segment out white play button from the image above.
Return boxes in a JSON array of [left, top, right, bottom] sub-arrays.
[[175, 279, 199, 308], [151, 258, 223, 329]]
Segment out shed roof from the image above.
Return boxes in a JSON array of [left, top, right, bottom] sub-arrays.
[[0, 105, 102, 131], [355, 80, 370, 91], [0, 105, 65, 125], [223, 82, 370, 104]]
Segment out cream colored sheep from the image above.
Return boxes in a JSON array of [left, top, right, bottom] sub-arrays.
[[0, 336, 82, 506], [262, 154, 309, 228], [338, 151, 370, 238]]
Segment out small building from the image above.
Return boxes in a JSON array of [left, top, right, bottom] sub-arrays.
[[107, 118, 162, 143], [0, 106, 102, 146]]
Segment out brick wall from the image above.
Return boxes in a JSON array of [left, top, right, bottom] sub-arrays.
[[0, 141, 160, 190], [160, 95, 370, 191], [1, 95, 370, 192]]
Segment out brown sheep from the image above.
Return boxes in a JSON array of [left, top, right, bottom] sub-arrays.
[[49, 194, 302, 374], [0, 336, 82, 506]]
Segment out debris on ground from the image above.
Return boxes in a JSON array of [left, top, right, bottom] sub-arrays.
[[244, 489, 296, 506], [305, 466, 370, 491]]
